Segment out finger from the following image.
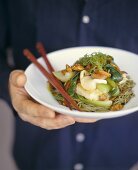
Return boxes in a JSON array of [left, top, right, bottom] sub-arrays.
[[9, 70, 26, 88], [9, 70, 29, 99], [20, 99, 56, 118], [9, 70, 29, 106], [19, 113, 75, 130], [74, 118, 97, 123], [9, 70, 55, 118], [45, 114, 75, 129]]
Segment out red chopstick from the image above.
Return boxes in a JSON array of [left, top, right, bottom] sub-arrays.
[[23, 49, 81, 111], [36, 42, 54, 72], [36, 42, 72, 110]]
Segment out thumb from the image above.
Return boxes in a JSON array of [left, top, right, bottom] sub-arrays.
[[9, 70, 26, 88]]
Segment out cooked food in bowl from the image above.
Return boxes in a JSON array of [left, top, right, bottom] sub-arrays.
[[49, 52, 135, 112]]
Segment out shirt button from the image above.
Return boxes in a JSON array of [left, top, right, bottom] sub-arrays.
[[74, 163, 84, 170], [82, 15, 90, 24], [76, 133, 85, 142]]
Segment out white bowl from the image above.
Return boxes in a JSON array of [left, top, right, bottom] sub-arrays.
[[25, 46, 138, 119]]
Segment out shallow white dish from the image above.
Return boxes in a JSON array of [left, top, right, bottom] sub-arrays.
[[25, 46, 138, 119]]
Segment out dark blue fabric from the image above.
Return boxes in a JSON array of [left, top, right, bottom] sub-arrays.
[[1, 0, 138, 170]]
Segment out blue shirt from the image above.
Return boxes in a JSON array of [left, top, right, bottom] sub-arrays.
[[1, 0, 138, 170]]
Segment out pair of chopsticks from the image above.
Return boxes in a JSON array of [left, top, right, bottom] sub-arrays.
[[23, 42, 81, 111], [36, 43, 71, 110]]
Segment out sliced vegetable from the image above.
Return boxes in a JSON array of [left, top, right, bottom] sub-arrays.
[[53, 71, 74, 82], [106, 78, 120, 97], [77, 95, 112, 108], [96, 83, 111, 93], [67, 73, 79, 96], [88, 100, 112, 108], [106, 64, 123, 82], [109, 86, 120, 97], [106, 78, 116, 88]]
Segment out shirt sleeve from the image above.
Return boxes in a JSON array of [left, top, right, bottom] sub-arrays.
[[0, 0, 12, 105]]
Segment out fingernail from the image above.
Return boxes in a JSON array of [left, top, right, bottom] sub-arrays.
[[16, 74, 26, 87]]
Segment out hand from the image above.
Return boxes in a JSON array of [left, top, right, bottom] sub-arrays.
[[74, 117, 97, 123], [9, 70, 97, 129], [9, 70, 75, 130]]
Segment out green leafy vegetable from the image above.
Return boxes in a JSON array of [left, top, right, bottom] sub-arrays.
[[96, 83, 111, 93], [109, 86, 120, 97], [67, 73, 79, 96], [106, 78, 117, 88], [76, 52, 113, 71], [106, 64, 123, 82], [106, 77, 120, 97], [77, 94, 112, 108]]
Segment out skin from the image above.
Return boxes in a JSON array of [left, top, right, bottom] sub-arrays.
[[9, 70, 97, 130]]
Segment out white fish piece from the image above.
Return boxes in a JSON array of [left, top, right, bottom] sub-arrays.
[[76, 83, 103, 100], [80, 70, 107, 91]]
